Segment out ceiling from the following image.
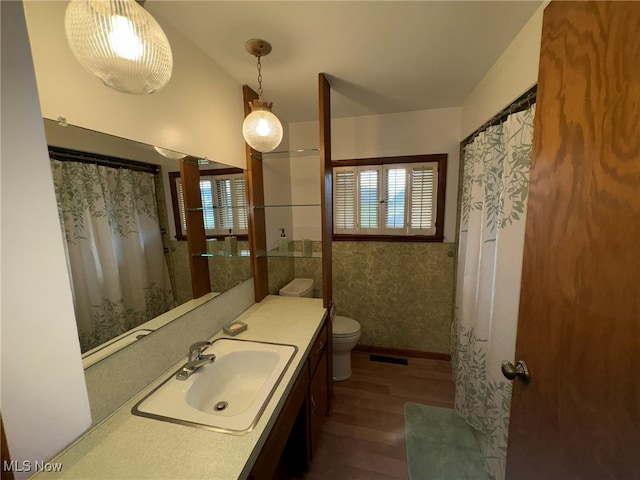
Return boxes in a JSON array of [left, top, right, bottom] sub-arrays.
[[147, 1, 542, 124]]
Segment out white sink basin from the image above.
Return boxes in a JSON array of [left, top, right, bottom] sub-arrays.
[[132, 339, 297, 434]]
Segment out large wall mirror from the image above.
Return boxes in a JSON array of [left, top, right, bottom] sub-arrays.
[[43, 119, 252, 367]]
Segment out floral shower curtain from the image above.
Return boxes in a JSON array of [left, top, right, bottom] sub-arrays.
[[452, 104, 536, 480], [51, 160, 175, 353]]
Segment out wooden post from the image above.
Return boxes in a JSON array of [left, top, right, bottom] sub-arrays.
[[180, 156, 211, 298]]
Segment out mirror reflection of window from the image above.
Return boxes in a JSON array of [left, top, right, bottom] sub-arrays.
[[172, 171, 248, 238]]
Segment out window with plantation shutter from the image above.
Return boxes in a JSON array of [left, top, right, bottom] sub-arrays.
[[176, 180, 187, 234], [359, 167, 381, 233], [233, 177, 248, 233], [214, 177, 233, 233], [200, 179, 216, 233], [173, 172, 248, 238], [334, 168, 356, 234], [408, 164, 437, 235], [332, 155, 444, 240], [383, 166, 407, 234]]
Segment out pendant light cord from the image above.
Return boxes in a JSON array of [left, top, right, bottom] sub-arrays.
[[256, 55, 263, 100]]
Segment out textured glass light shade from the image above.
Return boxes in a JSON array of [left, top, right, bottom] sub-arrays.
[[65, 0, 173, 95], [242, 100, 283, 153], [153, 146, 185, 160]]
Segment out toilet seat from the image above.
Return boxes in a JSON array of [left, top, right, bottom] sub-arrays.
[[333, 316, 361, 338], [279, 278, 313, 297], [333, 333, 360, 345]]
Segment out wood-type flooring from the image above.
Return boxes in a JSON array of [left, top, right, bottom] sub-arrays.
[[302, 350, 455, 479]]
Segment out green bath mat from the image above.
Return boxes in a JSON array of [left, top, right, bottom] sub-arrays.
[[404, 403, 488, 480]]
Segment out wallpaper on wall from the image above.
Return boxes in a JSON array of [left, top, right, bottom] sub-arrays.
[[208, 243, 253, 294], [167, 240, 253, 304], [263, 239, 455, 355], [333, 241, 456, 354], [267, 240, 324, 297], [293, 240, 323, 298], [268, 256, 295, 295], [167, 240, 192, 305]]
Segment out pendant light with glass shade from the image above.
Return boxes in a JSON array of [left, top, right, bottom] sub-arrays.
[[64, 0, 173, 95], [242, 39, 283, 153], [153, 146, 186, 160]]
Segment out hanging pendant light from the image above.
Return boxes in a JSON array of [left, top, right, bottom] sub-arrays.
[[242, 39, 283, 153], [64, 0, 173, 95], [153, 146, 185, 160]]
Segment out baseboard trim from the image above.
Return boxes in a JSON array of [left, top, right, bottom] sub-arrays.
[[354, 344, 451, 361]]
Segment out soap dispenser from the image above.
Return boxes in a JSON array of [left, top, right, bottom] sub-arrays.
[[278, 228, 288, 254], [225, 229, 238, 256]]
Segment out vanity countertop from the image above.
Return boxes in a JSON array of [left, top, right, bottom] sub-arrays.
[[37, 295, 327, 480]]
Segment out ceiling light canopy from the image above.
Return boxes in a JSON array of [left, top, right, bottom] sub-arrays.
[[242, 39, 283, 153], [64, 0, 173, 95]]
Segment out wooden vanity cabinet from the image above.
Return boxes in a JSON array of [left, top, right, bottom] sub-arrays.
[[249, 362, 309, 480], [309, 348, 328, 457], [308, 320, 329, 460], [249, 314, 331, 479]]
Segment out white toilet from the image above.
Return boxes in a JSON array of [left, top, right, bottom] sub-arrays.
[[279, 280, 360, 381], [279, 278, 314, 298], [332, 315, 361, 381]]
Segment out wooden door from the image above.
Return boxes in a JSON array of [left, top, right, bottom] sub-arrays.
[[505, 2, 640, 479]]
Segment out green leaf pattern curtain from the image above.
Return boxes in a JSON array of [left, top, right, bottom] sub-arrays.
[[453, 104, 535, 480], [51, 160, 175, 353]]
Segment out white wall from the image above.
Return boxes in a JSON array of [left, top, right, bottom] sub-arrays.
[[24, 0, 246, 169], [262, 140, 295, 251], [461, 2, 547, 138], [288, 107, 462, 242], [0, 2, 92, 477], [286, 123, 322, 241]]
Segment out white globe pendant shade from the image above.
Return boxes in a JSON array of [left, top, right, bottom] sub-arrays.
[[64, 0, 173, 95], [242, 100, 283, 153]]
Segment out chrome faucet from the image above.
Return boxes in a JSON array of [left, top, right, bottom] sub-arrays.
[[175, 341, 216, 380]]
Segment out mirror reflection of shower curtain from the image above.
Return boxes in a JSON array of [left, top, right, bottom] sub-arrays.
[[51, 160, 175, 353]]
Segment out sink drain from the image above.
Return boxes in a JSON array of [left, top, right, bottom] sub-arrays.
[[213, 401, 228, 412]]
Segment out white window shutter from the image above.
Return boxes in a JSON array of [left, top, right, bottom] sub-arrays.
[[232, 175, 248, 234], [408, 163, 437, 235], [199, 177, 216, 235], [382, 165, 408, 235], [214, 177, 233, 235], [333, 167, 357, 234], [175, 178, 187, 236], [358, 166, 382, 234]]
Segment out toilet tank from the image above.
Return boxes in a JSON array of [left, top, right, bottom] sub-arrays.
[[279, 278, 314, 297]]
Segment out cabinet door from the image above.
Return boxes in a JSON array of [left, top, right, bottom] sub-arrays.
[[309, 349, 328, 457], [249, 363, 309, 480]]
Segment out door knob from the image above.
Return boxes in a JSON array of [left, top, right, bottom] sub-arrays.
[[501, 360, 531, 384]]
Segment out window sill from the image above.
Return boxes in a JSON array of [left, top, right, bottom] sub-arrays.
[[332, 234, 443, 243], [173, 234, 250, 242]]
